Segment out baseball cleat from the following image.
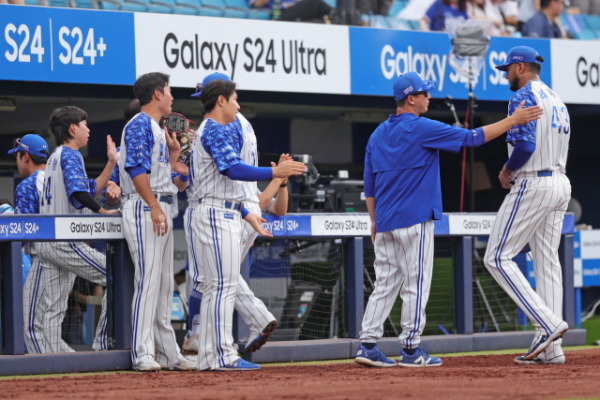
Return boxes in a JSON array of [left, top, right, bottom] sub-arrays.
[[397, 348, 442, 367], [213, 358, 261, 371], [355, 344, 396, 367], [133, 359, 162, 372], [245, 320, 277, 353], [514, 354, 566, 365], [522, 321, 568, 361], [182, 333, 200, 354], [161, 355, 197, 371]]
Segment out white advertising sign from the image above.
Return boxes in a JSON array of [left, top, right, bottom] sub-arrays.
[[134, 13, 350, 94], [54, 216, 124, 240], [448, 213, 496, 235], [579, 229, 600, 259], [551, 39, 600, 105], [311, 214, 371, 236]]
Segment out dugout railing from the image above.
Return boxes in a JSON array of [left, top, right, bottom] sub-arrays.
[[0, 213, 586, 375]]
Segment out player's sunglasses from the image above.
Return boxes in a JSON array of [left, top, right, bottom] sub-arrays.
[[411, 91, 429, 97]]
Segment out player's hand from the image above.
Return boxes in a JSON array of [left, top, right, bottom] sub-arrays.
[[270, 154, 294, 183], [106, 135, 118, 163], [498, 165, 514, 189], [173, 161, 189, 176], [105, 181, 122, 205], [511, 101, 543, 125], [272, 159, 306, 179], [98, 208, 119, 215], [370, 221, 376, 244], [151, 206, 168, 236], [165, 127, 180, 153], [244, 213, 273, 238]]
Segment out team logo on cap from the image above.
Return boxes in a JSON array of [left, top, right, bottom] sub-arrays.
[[403, 86, 414, 95]]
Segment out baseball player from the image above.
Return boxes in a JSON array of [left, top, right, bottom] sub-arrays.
[[182, 74, 290, 356], [8, 134, 50, 353], [38, 106, 118, 353], [187, 75, 304, 371], [484, 46, 570, 365], [355, 71, 542, 368], [118, 72, 195, 372]]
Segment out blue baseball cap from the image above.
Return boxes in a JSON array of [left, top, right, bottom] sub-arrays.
[[7, 134, 49, 158], [393, 72, 437, 101], [190, 72, 231, 98], [495, 46, 542, 71]]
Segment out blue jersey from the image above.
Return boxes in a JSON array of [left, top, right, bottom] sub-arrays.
[[364, 113, 468, 232], [15, 170, 44, 214]]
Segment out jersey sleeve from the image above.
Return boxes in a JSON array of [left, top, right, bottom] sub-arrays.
[[201, 120, 243, 174], [14, 177, 39, 214], [506, 85, 538, 144], [61, 149, 91, 209], [123, 117, 154, 173]]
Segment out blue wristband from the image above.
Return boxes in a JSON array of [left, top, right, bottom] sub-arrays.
[[178, 173, 189, 182], [241, 207, 249, 218]]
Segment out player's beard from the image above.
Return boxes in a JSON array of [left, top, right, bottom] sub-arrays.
[[509, 76, 520, 92]]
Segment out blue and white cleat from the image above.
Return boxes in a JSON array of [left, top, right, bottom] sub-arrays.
[[397, 348, 442, 367], [355, 344, 396, 367], [213, 358, 261, 372], [522, 321, 568, 361], [245, 320, 277, 353]]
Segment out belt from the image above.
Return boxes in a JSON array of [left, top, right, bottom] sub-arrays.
[[192, 198, 243, 211], [124, 193, 173, 204], [537, 170, 552, 177]]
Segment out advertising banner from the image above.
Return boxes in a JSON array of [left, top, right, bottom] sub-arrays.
[[0, 5, 135, 84], [551, 39, 600, 105], [349, 28, 552, 101], [134, 13, 351, 94]]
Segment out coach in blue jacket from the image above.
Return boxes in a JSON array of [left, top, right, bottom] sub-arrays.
[[354, 71, 542, 368]]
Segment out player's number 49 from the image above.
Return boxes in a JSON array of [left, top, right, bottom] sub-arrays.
[[551, 106, 570, 135]]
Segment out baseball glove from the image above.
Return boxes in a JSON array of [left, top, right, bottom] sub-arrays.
[[161, 113, 196, 165]]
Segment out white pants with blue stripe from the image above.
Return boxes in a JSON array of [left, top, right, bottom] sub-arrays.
[[189, 204, 244, 370], [184, 205, 275, 346], [36, 241, 108, 352], [484, 173, 570, 355], [123, 199, 180, 367], [359, 221, 434, 349]]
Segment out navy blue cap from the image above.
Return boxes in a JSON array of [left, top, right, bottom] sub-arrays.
[[7, 134, 49, 158], [393, 72, 437, 101], [190, 72, 231, 98], [495, 46, 542, 71]]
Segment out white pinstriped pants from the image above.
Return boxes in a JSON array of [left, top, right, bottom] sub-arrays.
[[360, 220, 434, 349], [189, 204, 243, 370], [123, 199, 180, 367], [36, 241, 108, 353], [184, 205, 274, 347], [484, 173, 570, 349]]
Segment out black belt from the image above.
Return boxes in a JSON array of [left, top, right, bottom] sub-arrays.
[[537, 171, 552, 177], [156, 194, 174, 204], [197, 198, 243, 211]]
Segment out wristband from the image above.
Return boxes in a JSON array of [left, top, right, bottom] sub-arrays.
[[279, 180, 288, 188], [179, 173, 189, 182]]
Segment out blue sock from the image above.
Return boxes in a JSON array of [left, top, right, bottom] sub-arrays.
[[403, 348, 416, 355], [188, 289, 202, 336], [362, 342, 376, 350]]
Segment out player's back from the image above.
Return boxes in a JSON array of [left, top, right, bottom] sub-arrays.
[[15, 169, 45, 215], [514, 80, 570, 174], [40, 146, 91, 215], [237, 113, 260, 206]]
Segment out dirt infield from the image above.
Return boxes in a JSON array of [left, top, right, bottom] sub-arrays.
[[2, 348, 600, 400]]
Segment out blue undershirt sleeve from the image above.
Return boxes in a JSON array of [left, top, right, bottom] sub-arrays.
[[505, 141, 536, 171], [126, 165, 147, 180], [225, 162, 273, 181]]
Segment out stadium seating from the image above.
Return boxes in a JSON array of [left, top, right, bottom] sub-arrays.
[[224, 0, 271, 20]]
